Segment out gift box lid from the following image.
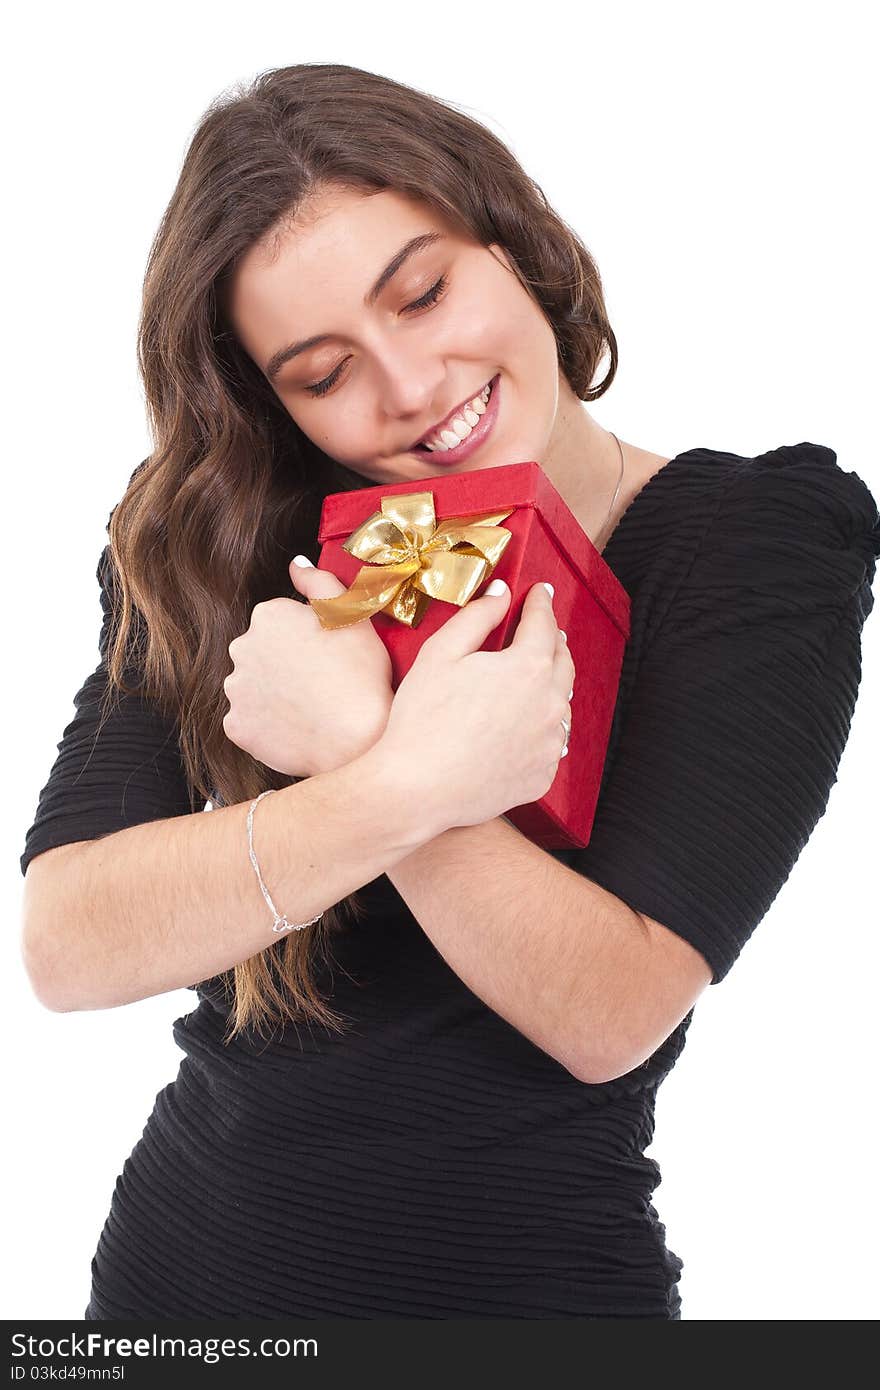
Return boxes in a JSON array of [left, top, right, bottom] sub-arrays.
[[317, 460, 631, 639]]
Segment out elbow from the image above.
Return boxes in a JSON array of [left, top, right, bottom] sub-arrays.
[[32, 987, 79, 1015], [573, 1029, 674, 1086], [571, 1057, 617, 1087], [20, 891, 80, 1015], [568, 1034, 637, 1087], [575, 1055, 633, 1086], [23, 928, 88, 1013], [21, 849, 89, 1013], [559, 1035, 618, 1087], [21, 927, 76, 1013]]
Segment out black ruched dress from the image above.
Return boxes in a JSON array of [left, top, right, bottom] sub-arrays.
[[20, 442, 880, 1320]]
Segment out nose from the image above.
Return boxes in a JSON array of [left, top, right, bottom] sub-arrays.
[[375, 350, 445, 425]]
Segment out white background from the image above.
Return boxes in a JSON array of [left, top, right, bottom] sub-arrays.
[[4, 0, 878, 1322]]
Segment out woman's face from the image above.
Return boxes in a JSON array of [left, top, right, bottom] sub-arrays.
[[226, 184, 570, 487]]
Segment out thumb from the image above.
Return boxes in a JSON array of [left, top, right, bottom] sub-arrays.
[[289, 554, 351, 608], [421, 577, 511, 663]]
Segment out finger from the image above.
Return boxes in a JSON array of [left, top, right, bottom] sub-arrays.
[[419, 576, 512, 663], [289, 555, 351, 602], [509, 581, 559, 662], [557, 626, 575, 684], [291, 554, 403, 635], [554, 638, 576, 698]]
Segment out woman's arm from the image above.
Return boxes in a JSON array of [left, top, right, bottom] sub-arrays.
[[385, 815, 711, 1084], [385, 452, 879, 1083], [21, 744, 434, 1013]]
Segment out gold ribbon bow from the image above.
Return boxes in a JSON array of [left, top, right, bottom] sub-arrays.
[[309, 491, 515, 630]]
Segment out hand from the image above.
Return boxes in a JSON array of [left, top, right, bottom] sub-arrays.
[[222, 557, 394, 778], [375, 580, 576, 835]]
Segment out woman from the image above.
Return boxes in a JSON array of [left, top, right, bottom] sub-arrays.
[[20, 63, 880, 1320]]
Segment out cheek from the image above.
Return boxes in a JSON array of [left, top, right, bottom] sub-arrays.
[[317, 413, 377, 463], [294, 408, 392, 479], [283, 399, 356, 456]]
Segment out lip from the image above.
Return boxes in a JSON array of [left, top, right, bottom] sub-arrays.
[[409, 373, 501, 467]]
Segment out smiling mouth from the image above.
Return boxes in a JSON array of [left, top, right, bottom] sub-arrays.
[[412, 376, 496, 452], [407, 372, 501, 468]]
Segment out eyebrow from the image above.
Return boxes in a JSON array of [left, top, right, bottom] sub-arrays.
[[263, 231, 446, 383]]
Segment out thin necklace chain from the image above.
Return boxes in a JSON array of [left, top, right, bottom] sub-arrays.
[[594, 430, 626, 552]]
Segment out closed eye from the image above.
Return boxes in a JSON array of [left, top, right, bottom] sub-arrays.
[[304, 275, 449, 398]]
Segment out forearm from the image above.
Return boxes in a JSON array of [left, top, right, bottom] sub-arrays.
[[22, 744, 429, 1013], [385, 815, 653, 1083]]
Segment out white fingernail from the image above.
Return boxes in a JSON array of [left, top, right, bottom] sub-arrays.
[[293, 555, 314, 568], [560, 630, 567, 643], [543, 583, 555, 598], [486, 579, 508, 596], [568, 687, 574, 700]]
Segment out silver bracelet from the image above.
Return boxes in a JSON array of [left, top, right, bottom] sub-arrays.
[[247, 789, 324, 934]]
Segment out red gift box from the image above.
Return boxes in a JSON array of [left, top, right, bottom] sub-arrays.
[[313, 460, 631, 849]]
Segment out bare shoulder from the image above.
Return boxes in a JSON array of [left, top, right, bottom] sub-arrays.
[[632, 446, 673, 475], [604, 444, 673, 536]]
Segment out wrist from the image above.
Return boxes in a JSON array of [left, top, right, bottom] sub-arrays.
[[351, 736, 451, 853]]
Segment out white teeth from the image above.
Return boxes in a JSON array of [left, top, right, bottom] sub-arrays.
[[448, 419, 471, 443], [423, 380, 493, 452]]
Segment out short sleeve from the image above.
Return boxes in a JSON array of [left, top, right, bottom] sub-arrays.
[[563, 443, 880, 984], [20, 543, 198, 878]]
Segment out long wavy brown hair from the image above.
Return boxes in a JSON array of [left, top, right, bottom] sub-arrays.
[[98, 61, 618, 1046]]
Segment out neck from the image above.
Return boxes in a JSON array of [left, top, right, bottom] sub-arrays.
[[540, 394, 628, 547]]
